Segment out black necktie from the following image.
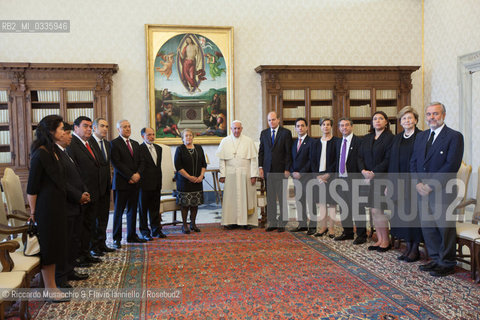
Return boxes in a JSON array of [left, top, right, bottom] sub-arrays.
[[425, 131, 435, 157]]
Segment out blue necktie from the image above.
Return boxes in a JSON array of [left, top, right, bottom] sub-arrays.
[[271, 130, 275, 145], [100, 140, 107, 161]]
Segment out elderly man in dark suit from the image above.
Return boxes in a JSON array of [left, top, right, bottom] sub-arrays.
[[259, 111, 293, 232], [138, 127, 166, 241], [111, 119, 146, 249], [55, 122, 90, 287], [290, 118, 315, 235], [410, 102, 464, 277], [89, 117, 115, 254], [67, 116, 102, 265], [333, 118, 367, 244]]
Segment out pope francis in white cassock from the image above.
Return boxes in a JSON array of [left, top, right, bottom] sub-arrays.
[[216, 120, 259, 228]]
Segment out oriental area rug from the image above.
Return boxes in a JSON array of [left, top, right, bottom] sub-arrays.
[[18, 224, 480, 319]]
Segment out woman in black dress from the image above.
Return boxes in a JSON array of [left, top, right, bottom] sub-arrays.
[[358, 111, 394, 252], [174, 129, 207, 234], [387, 106, 423, 262], [27, 115, 68, 301], [310, 118, 338, 238]]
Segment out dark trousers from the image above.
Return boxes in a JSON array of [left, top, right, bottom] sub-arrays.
[[266, 173, 288, 228], [95, 192, 111, 248], [80, 200, 98, 257], [138, 189, 162, 237], [55, 215, 76, 285], [293, 177, 316, 229], [112, 188, 139, 241], [337, 178, 367, 238], [419, 199, 456, 268]]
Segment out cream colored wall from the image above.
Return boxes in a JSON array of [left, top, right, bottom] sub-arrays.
[[1, 0, 422, 167], [424, 0, 480, 197], [424, 0, 480, 128]]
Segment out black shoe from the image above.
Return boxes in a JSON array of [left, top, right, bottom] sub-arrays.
[[306, 228, 316, 235], [277, 227, 285, 232], [368, 245, 379, 251], [85, 255, 101, 263], [90, 249, 104, 257], [153, 231, 167, 238], [429, 266, 455, 277], [397, 254, 406, 261], [265, 227, 277, 232], [314, 230, 328, 237], [74, 257, 92, 268], [190, 224, 201, 232], [99, 244, 116, 252], [244, 225, 252, 230], [404, 255, 420, 263], [58, 281, 73, 289], [113, 240, 122, 249], [377, 244, 391, 252], [328, 234, 335, 238], [353, 236, 367, 245], [419, 261, 437, 272], [68, 271, 89, 281], [334, 233, 354, 241], [141, 235, 153, 241], [291, 226, 308, 232], [127, 235, 147, 243], [182, 226, 190, 234]]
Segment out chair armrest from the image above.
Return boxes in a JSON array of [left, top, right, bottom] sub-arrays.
[[7, 214, 29, 222], [0, 240, 20, 271], [0, 222, 28, 235], [12, 209, 30, 218], [455, 198, 476, 210]]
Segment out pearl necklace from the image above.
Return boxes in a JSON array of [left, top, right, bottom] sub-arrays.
[[403, 131, 414, 139]]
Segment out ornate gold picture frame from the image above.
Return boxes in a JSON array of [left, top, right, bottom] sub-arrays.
[[146, 25, 234, 145]]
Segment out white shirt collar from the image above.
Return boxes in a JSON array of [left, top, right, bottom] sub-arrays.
[[56, 143, 65, 151], [73, 132, 87, 145], [430, 124, 445, 140]]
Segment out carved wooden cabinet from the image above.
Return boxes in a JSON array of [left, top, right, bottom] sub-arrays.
[[0, 62, 118, 183], [255, 66, 420, 138]]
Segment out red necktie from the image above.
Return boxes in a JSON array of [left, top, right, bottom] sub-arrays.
[[126, 139, 133, 156], [85, 141, 96, 160], [297, 138, 302, 152]]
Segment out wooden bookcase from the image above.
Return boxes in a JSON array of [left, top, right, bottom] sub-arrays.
[[0, 62, 118, 185], [255, 66, 420, 138]]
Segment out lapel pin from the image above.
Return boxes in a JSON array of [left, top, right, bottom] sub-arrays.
[[440, 151, 444, 154]]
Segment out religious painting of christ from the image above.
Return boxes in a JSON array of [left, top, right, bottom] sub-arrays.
[[146, 25, 234, 145]]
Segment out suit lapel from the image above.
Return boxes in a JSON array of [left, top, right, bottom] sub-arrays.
[[74, 136, 97, 163], [424, 126, 448, 163]]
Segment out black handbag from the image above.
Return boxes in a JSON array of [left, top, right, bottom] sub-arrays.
[[24, 220, 40, 256]]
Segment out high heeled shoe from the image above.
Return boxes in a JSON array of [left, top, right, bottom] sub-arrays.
[[190, 224, 201, 232], [182, 225, 190, 234], [314, 230, 328, 237], [377, 244, 392, 252], [404, 254, 420, 262]]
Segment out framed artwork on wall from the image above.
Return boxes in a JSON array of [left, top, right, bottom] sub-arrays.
[[146, 24, 234, 145]]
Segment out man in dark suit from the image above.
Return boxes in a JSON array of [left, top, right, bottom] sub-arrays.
[[55, 122, 90, 287], [259, 111, 292, 232], [410, 102, 464, 277], [333, 118, 367, 244], [67, 116, 102, 265], [290, 118, 315, 235], [89, 117, 115, 254], [111, 119, 146, 248], [138, 127, 166, 241]]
